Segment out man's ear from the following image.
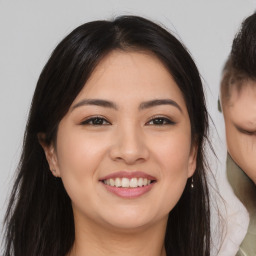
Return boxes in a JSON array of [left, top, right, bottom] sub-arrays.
[[187, 142, 198, 178], [218, 97, 222, 113], [38, 133, 60, 177]]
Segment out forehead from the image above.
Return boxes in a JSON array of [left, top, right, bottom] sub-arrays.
[[73, 50, 186, 106], [226, 81, 256, 126]]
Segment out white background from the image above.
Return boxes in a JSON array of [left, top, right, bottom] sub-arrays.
[[0, 0, 255, 253]]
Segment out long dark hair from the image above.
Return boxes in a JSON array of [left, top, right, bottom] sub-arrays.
[[3, 15, 210, 256]]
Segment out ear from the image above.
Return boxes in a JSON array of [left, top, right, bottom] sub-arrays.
[[38, 133, 60, 177], [187, 142, 198, 178], [218, 97, 222, 113]]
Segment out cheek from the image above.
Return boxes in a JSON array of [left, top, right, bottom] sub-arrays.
[[56, 126, 108, 169], [55, 128, 108, 198], [231, 134, 256, 173], [152, 131, 192, 173], [149, 131, 192, 210], [237, 136, 256, 154], [225, 123, 239, 154], [225, 125, 256, 177]]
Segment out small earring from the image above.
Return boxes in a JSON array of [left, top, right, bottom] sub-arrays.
[[191, 177, 194, 188], [51, 169, 58, 177]]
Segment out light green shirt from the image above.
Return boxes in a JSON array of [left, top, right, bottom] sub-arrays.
[[226, 154, 256, 256]]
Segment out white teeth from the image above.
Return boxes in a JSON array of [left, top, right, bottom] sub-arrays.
[[138, 178, 143, 187], [103, 177, 153, 188], [115, 178, 121, 187], [109, 179, 115, 186], [130, 178, 137, 188], [122, 178, 130, 188]]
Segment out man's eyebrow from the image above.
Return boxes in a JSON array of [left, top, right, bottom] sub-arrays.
[[71, 99, 118, 111], [139, 99, 182, 113]]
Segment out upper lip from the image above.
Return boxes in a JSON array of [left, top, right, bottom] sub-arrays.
[[99, 171, 157, 181]]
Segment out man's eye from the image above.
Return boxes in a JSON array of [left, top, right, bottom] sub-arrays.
[[237, 126, 256, 135], [146, 117, 175, 125], [241, 130, 255, 135], [81, 117, 110, 125]]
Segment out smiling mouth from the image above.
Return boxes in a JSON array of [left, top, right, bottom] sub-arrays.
[[102, 177, 156, 188]]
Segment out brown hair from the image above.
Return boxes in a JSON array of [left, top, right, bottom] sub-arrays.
[[220, 12, 256, 103]]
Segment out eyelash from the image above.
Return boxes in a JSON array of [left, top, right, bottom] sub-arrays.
[[146, 116, 175, 126], [81, 116, 111, 126], [80, 116, 175, 126], [240, 129, 255, 136]]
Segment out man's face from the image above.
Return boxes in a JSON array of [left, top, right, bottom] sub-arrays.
[[222, 81, 256, 183]]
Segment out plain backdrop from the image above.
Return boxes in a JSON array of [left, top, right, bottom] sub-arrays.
[[0, 0, 255, 253]]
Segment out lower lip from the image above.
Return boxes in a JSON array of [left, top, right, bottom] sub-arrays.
[[101, 182, 155, 198]]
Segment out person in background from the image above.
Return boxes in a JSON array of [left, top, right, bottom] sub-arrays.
[[220, 11, 256, 256]]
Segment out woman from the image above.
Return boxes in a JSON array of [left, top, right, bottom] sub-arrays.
[[3, 16, 211, 256]]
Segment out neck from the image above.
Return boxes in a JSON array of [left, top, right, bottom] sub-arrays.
[[227, 154, 256, 214], [68, 213, 167, 256]]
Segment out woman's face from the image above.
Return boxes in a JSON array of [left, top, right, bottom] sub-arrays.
[[222, 81, 256, 183], [44, 50, 196, 231]]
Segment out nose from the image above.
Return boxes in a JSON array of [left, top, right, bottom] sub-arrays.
[[109, 124, 149, 165]]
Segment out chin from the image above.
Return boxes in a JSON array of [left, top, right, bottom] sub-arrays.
[[235, 159, 256, 184], [244, 169, 256, 184], [105, 219, 156, 232], [102, 209, 163, 231]]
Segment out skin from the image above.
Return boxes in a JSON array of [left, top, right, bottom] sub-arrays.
[[41, 50, 197, 256], [222, 80, 256, 183]]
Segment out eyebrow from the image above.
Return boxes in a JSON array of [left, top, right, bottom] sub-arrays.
[[71, 98, 182, 113], [72, 99, 118, 111], [139, 99, 182, 112]]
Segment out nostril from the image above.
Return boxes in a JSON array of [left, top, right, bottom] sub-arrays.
[[108, 130, 149, 164], [109, 145, 149, 163]]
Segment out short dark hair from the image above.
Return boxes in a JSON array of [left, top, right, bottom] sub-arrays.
[[3, 15, 211, 256], [221, 12, 256, 102]]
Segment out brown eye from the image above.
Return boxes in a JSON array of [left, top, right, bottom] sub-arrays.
[[146, 117, 175, 125], [81, 117, 110, 126]]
